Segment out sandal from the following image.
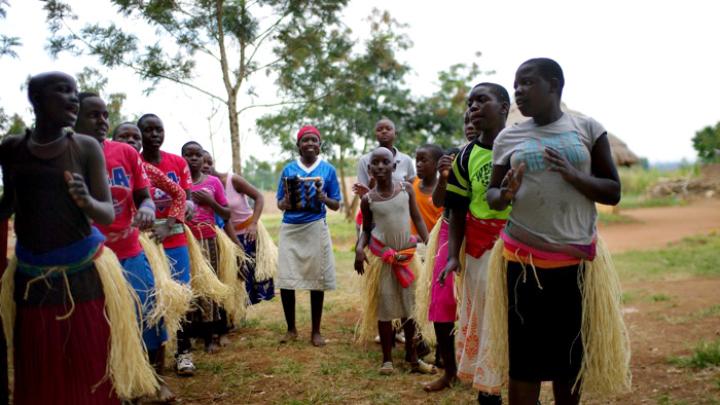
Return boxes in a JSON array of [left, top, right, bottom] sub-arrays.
[[410, 359, 438, 375], [379, 361, 394, 375]]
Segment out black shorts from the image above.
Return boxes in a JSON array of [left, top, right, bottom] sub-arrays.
[[507, 261, 584, 382]]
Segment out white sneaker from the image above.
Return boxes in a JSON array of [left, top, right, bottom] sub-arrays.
[[374, 334, 381, 344], [395, 331, 406, 344], [176, 353, 196, 376]]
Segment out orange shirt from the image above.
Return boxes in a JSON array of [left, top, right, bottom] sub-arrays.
[[411, 177, 443, 236]]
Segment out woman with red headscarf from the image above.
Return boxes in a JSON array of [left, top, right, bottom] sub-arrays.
[[276, 125, 342, 347]]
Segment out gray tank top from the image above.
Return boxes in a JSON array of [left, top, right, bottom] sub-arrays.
[[369, 182, 412, 250]]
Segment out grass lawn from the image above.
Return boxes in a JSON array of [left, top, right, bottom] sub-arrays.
[[614, 233, 720, 282]]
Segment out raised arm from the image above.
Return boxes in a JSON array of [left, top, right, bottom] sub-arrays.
[[432, 154, 454, 207], [69, 136, 114, 225], [232, 174, 264, 241], [406, 182, 429, 243], [544, 133, 621, 205], [486, 163, 524, 211]]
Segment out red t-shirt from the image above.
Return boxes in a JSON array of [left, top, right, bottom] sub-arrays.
[[143, 150, 192, 249], [96, 140, 150, 259]]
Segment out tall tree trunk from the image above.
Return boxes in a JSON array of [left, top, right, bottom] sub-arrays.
[[337, 147, 352, 221], [228, 98, 242, 174], [214, 0, 242, 174]]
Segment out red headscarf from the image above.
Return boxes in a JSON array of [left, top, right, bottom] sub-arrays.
[[296, 125, 321, 142]]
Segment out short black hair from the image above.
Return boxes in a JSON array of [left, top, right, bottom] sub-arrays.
[[472, 82, 511, 106], [111, 121, 138, 138], [375, 117, 395, 128], [78, 91, 100, 104], [181, 140, 202, 155], [418, 144, 444, 162], [521, 58, 564, 96], [137, 113, 159, 128], [27, 72, 74, 109]]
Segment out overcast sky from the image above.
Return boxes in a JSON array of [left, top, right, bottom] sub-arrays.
[[1, 0, 718, 171]]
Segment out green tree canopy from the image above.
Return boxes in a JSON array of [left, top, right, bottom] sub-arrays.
[[76, 67, 128, 132], [44, 0, 350, 174], [693, 122, 720, 163], [243, 155, 280, 191], [0, 1, 21, 58], [403, 60, 493, 149], [256, 9, 415, 217]]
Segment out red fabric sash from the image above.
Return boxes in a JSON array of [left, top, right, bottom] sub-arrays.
[[369, 236, 417, 288], [464, 216, 506, 259]]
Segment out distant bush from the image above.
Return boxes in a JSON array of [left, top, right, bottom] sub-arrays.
[[693, 122, 720, 163], [618, 165, 700, 197]]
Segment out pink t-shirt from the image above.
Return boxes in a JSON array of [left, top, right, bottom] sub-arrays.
[[96, 140, 150, 259], [143, 150, 192, 249], [226, 173, 254, 233], [188, 175, 228, 239]]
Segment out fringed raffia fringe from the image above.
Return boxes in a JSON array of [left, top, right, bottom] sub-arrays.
[[357, 252, 382, 343], [483, 237, 632, 398], [0, 258, 17, 367], [184, 225, 231, 304], [483, 239, 510, 380], [356, 251, 422, 344], [94, 249, 159, 398], [214, 226, 249, 325], [1, 252, 159, 398], [574, 237, 632, 396], [139, 233, 193, 340], [414, 220, 442, 345], [254, 220, 277, 281]]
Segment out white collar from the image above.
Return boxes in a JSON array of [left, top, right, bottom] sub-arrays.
[[296, 157, 323, 173]]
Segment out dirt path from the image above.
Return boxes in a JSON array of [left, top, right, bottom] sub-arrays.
[[600, 198, 720, 253], [600, 277, 720, 404]]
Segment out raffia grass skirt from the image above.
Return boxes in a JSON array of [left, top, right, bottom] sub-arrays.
[[484, 237, 631, 397]]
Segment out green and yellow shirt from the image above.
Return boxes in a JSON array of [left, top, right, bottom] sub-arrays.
[[445, 140, 511, 220]]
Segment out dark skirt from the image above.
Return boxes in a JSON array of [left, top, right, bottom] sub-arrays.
[[507, 261, 584, 382], [238, 233, 274, 305], [13, 266, 118, 404]]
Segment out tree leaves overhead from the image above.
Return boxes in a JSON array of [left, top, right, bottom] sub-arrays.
[[0, 0, 20, 58], [258, 9, 415, 159], [76, 67, 129, 132], [44, 0, 351, 173], [258, 9, 494, 158]]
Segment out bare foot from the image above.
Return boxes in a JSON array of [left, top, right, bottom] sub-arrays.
[[311, 332, 326, 347], [280, 330, 298, 344], [205, 341, 220, 354], [156, 381, 176, 403], [219, 335, 231, 347], [423, 375, 458, 392]]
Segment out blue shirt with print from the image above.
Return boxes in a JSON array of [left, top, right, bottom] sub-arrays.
[[276, 159, 342, 224]]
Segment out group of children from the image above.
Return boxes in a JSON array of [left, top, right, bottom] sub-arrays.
[[353, 58, 630, 405], [0, 56, 631, 405], [0, 74, 275, 404]]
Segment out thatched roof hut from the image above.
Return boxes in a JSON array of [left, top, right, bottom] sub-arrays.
[[506, 103, 640, 167]]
